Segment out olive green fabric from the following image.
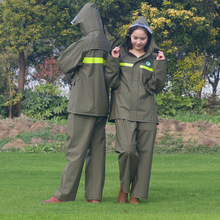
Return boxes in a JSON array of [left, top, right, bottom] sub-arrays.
[[105, 16, 167, 123], [54, 3, 109, 202], [105, 16, 167, 200], [54, 114, 106, 201], [58, 3, 110, 116], [115, 119, 157, 199]]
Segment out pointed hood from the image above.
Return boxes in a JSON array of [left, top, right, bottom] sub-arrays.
[[71, 3, 104, 36], [58, 3, 110, 73]]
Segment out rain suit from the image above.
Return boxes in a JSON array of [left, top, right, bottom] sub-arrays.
[[54, 3, 110, 201], [105, 16, 167, 199]]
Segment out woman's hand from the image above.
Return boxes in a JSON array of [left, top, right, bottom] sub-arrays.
[[156, 51, 165, 60], [111, 47, 120, 58]]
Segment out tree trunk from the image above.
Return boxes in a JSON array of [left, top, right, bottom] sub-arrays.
[[9, 104, 12, 119], [18, 51, 25, 92], [9, 74, 13, 119], [208, 70, 220, 102], [17, 51, 26, 115]]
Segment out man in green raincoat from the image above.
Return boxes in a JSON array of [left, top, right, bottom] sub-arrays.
[[41, 3, 110, 203]]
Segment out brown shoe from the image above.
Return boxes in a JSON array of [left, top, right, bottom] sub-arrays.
[[41, 196, 63, 203], [85, 200, 100, 203], [129, 196, 139, 204], [117, 186, 128, 203]]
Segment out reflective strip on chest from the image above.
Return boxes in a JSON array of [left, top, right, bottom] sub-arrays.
[[120, 63, 154, 72], [82, 57, 106, 65], [140, 65, 153, 72], [120, 62, 134, 67]]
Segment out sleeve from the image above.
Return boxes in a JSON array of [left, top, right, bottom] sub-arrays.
[[105, 53, 120, 89], [145, 59, 167, 94], [58, 39, 87, 74]]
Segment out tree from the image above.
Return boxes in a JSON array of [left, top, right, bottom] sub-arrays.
[[172, 51, 206, 96], [199, 0, 220, 99], [0, 0, 78, 116], [0, 0, 77, 91], [33, 55, 63, 85], [205, 55, 220, 99], [92, 0, 143, 46], [27, 0, 80, 68], [123, 1, 218, 97], [0, 52, 20, 118], [0, 0, 46, 92]]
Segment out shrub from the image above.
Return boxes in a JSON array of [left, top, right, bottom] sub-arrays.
[[0, 97, 8, 118], [21, 84, 68, 120], [155, 92, 206, 116]]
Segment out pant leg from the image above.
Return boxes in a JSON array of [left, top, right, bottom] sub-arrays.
[[84, 116, 107, 200], [130, 122, 157, 199], [54, 114, 96, 201], [115, 119, 139, 194]]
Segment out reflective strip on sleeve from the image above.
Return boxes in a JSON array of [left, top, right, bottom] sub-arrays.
[[120, 62, 134, 67], [82, 57, 106, 65], [140, 65, 153, 72]]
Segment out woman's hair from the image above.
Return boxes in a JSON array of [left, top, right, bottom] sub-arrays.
[[125, 26, 152, 52]]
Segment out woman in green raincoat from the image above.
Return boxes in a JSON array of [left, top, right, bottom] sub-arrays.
[[105, 16, 167, 204]]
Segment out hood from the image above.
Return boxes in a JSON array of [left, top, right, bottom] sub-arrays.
[[122, 16, 159, 55], [71, 3, 104, 36], [128, 16, 152, 35]]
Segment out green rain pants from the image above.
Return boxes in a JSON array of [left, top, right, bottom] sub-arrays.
[[115, 119, 157, 199], [54, 114, 107, 201]]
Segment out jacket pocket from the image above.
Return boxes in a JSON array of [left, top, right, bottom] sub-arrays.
[[113, 83, 129, 94], [138, 92, 157, 113], [141, 68, 152, 88]]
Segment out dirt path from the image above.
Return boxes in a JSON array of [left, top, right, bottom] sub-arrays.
[[0, 116, 219, 150]]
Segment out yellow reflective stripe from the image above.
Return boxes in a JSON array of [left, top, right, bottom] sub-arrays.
[[120, 62, 134, 67], [140, 65, 153, 72], [82, 57, 106, 65], [119, 63, 153, 71]]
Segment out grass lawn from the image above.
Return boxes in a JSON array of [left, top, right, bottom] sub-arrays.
[[0, 152, 219, 220]]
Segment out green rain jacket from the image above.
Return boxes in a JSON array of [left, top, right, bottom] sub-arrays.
[[105, 16, 167, 123], [58, 3, 110, 116]]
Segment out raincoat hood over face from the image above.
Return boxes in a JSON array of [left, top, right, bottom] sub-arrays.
[[58, 2, 110, 74], [71, 3, 104, 36]]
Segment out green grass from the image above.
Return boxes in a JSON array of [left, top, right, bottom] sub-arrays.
[[16, 127, 67, 143], [0, 152, 219, 219], [0, 126, 67, 148], [160, 110, 220, 124]]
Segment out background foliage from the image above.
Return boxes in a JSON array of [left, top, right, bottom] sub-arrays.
[[21, 84, 68, 120], [0, 0, 219, 119]]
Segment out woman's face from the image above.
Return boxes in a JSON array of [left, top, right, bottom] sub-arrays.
[[130, 28, 148, 52]]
